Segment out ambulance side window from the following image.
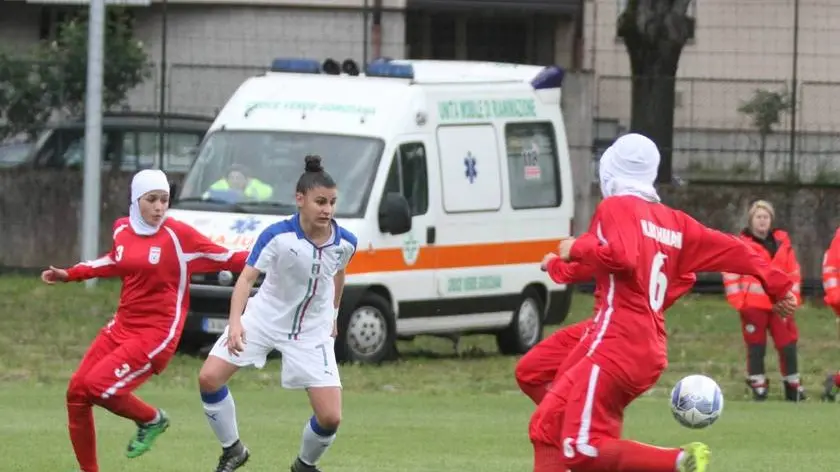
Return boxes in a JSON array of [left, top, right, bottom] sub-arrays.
[[504, 122, 561, 209], [383, 142, 429, 216]]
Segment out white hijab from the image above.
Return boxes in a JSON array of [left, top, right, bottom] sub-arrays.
[[599, 133, 661, 202], [129, 169, 170, 235]]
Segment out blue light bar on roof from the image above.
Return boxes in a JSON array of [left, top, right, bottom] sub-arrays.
[[270, 58, 322, 74], [531, 66, 565, 90], [365, 61, 414, 80]]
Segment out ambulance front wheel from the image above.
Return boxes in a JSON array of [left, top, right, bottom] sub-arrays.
[[336, 292, 397, 365], [496, 288, 545, 355]]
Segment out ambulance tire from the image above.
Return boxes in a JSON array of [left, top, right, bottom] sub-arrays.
[[336, 292, 397, 365], [496, 287, 545, 355]]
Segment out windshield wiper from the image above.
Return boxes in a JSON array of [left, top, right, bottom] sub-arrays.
[[173, 197, 251, 213]]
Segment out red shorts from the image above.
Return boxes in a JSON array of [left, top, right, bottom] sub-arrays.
[[515, 320, 591, 389], [529, 356, 642, 455], [67, 328, 168, 400], [739, 307, 798, 348]]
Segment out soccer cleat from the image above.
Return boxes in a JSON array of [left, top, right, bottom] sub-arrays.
[[821, 374, 838, 402], [125, 409, 170, 458], [678, 442, 711, 472], [783, 380, 807, 402], [745, 379, 768, 401], [214, 440, 250, 472], [291, 457, 322, 472]]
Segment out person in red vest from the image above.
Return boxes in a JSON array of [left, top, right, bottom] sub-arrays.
[[722, 200, 805, 402], [820, 227, 840, 401]]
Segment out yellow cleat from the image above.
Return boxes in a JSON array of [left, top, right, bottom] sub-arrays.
[[678, 442, 711, 472]]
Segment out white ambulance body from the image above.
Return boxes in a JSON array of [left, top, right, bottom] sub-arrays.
[[168, 58, 576, 364]]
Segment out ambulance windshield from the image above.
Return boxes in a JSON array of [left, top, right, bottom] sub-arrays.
[[175, 130, 385, 217]]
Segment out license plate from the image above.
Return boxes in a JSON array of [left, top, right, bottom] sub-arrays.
[[202, 318, 228, 334]]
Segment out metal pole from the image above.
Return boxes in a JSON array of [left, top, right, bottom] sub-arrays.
[[362, 0, 369, 65], [158, 0, 169, 164], [81, 0, 106, 289], [788, 0, 800, 181]]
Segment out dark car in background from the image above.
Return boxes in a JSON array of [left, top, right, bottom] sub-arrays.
[[0, 111, 214, 174]]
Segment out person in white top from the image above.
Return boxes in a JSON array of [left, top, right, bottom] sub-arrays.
[[197, 155, 357, 472]]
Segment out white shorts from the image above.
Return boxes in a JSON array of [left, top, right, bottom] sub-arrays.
[[208, 313, 341, 389]]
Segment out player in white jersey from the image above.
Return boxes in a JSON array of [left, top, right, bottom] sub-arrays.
[[197, 155, 357, 472]]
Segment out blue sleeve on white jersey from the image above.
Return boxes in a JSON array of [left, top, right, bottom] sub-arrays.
[[247, 219, 296, 272], [337, 226, 358, 270]]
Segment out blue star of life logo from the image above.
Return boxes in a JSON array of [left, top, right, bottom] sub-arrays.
[[230, 217, 260, 234], [464, 152, 478, 184]]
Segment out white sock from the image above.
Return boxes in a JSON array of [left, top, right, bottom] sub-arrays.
[[201, 385, 240, 448], [298, 415, 337, 466], [748, 374, 767, 385], [783, 373, 800, 383], [675, 451, 685, 470], [144, 409, 161, 425]]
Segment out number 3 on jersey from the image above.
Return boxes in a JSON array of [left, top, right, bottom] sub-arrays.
[[648, 251, 668, 311]]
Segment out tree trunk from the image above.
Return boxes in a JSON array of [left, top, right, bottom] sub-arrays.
[[628, 60, 680, 183], [618, 0, 694, 184]]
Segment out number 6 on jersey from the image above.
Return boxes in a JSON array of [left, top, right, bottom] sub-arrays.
[[649, 251, 668, 311]]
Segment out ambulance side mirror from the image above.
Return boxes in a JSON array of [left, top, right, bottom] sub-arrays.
[[378, 192, 412, 235]]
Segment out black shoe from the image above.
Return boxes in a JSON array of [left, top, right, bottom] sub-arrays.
[[821, 374, 838, 402], [291, 457, 322, 472], [214, 440, 250, 472], [783, 380, 807, 402], [746, 379, 768, 401]]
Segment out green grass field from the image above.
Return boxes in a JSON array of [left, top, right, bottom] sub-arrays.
[[2, 276, 840, 471]]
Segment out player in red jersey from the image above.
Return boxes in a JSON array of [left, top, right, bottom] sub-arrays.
[[528, 134, 796, 472], [515, 258, 596, 405], [516, 235, 698, 405], [40, 170, 249, 472]]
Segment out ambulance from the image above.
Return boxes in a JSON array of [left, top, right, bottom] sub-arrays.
[[168, 57, 576, 364]]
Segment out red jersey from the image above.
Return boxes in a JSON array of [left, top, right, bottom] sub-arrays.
[[66, 217, 248, 369], [545, 254, 698, 345], [568, 195, 793, 389]]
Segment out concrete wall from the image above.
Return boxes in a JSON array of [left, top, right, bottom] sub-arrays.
[[3, 168, 838, 284], [561, 72, 596, 234]]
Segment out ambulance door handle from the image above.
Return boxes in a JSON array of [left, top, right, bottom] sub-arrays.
[[426, 226, 436, 245]]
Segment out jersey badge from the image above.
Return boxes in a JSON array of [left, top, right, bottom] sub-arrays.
[[148, 246, 162, 265]]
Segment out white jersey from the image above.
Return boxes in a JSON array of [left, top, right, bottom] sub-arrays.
[[244, 214, 357, 341]]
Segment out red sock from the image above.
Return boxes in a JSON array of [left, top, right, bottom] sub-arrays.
[[592, 439, 681, 472], [67, 401, 99, 472], [533, 441, 567, 472], [833, 373, 840, 388], [519, 381, 549, 404], [93, 394, 157, 423]]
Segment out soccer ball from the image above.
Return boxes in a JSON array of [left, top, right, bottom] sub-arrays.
[[669, 374, 724, 429]]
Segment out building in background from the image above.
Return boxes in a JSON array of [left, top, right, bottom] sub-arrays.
[[584, 0, 840, 178], [0, 0, 582, 117]]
